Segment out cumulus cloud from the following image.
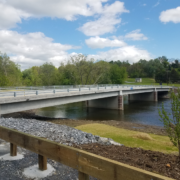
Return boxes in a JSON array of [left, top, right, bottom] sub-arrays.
[[0, 30, 152, 69], [159, 6, 180, 23], [89, 46, 152, 63], [0, 1, 129, 36], [79, 16, 121, 36], [78, 1, 129, 36], [0, 0, 108, 29], [0, 30, 79, 69], [124, 29, 148, 41], [0, 3, 30, 29], [85, 36, 126, 49]]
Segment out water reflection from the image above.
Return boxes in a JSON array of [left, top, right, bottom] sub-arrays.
[[36, 97, 171, 127]]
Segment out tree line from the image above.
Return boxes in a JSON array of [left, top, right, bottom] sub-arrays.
[[0, 53, 127, 86], [0, 52, 179, 86], [110, 56, 180, 84]]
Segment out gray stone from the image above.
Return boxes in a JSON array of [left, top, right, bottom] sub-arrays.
[[0, 118, 121, 146]]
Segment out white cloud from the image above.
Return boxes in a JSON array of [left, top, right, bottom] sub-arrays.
[[89, 46, 152, 63], [159, 6, 180, 23], [0, 3, 30, 29], [0, 1, 129, 36], [79, 16, 121, 36], [78, 1, 129, 36], [0, 0, 108, 29], [124, 29, 148, 41], [143, 4, 146, 6], [0, 30, 79, 69], [85, 36, 126, 49], [153, 1, 160, 7]]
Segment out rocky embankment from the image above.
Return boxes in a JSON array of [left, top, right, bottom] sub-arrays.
[[0, 118, 120, 146]]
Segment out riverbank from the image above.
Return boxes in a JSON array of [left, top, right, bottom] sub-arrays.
[[51, 119, 167, 136], [2, 111, 167, 136]]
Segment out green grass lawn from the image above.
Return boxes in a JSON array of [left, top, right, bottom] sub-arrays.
[[76, 123, 178, 154], [124, 77, 180, 87]]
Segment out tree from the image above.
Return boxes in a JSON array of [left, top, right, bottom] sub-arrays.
[[39, 62, 57, 85], [0, 52, 22, 86], [170, 69, 180, 83], [22, 66, 42, 86], [155, 69, 166, 83], [159, 89, 180, 156], [58, 63, 77, 85], [109, 64, 127, 84], [59, 54, 111, 85], [128, 63, 145, 78]]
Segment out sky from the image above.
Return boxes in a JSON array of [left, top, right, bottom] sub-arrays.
[[0, 0, 180, 70]]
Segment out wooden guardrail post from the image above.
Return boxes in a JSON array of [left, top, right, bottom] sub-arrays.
[[38, 154, 47, 171], [10, 143, 17, 156], [79, 172, 89, 180]]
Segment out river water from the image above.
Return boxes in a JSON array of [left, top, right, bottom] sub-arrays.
[[36, 97, 172, 127]]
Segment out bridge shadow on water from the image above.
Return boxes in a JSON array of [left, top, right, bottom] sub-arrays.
[[35, 97, 172, 127]]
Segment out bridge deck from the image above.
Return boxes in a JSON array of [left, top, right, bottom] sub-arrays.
[[0, 85, 171, 115]]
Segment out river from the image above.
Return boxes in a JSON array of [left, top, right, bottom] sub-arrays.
[[35, 97, 172, 127]]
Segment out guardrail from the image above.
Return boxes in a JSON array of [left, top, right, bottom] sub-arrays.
[[0, 85, 171, 98], [0, 84, 171, 91], [0, 125, 174, 180]]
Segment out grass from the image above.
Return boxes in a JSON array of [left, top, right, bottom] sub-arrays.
[[124, 77, 180, 87], [76, 123, 178, 154]]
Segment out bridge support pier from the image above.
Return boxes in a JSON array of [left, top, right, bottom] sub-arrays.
[[118, 91, 124, 110], [128, 91, 158, 102]]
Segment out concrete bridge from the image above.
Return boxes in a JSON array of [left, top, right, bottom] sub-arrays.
[[0, 85, 171, 115]]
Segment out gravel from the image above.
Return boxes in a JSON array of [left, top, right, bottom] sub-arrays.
[[0, 149, 97, 180], [0, 118, 121, 146], [0, 118, 121, 179]]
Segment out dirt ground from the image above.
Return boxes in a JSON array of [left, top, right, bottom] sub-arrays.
[[74, 143, 180, 180]]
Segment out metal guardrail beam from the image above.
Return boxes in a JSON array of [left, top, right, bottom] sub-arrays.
[[0, 85, 172, 98]]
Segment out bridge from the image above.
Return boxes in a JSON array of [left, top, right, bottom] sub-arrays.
[[0, 85, 171, 116]]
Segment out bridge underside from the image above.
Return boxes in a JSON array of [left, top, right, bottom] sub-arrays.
[[87, 96, 122, 110], [87, 91, 170, 111]]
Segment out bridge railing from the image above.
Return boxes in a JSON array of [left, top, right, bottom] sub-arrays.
[[0, 84, 172, 91], [0, 85, 171, 98], [0, 125, 174, 180]]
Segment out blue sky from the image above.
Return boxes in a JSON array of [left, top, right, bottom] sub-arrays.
[[0, 0, 180, 69]]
